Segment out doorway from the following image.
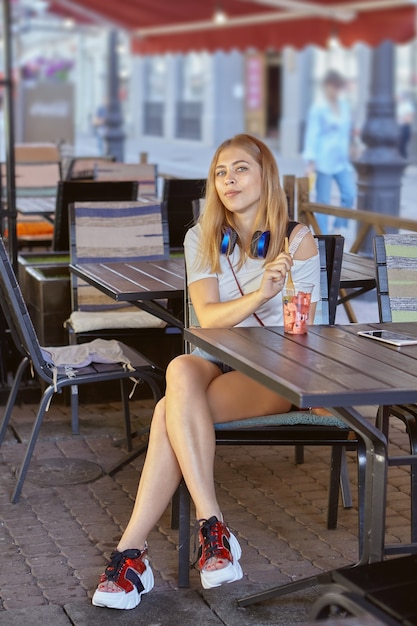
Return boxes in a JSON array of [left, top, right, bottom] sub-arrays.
[[266, 53, 282, 140]]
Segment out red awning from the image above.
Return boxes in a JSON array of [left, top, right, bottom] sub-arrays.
[[50, 0, 416, 54]]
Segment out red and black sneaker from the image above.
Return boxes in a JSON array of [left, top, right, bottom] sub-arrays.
[[197, 516, 243, 589], [92, 547, 154, 610]]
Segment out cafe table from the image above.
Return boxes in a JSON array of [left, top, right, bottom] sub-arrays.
[[16, 197, 56, 224], [70, 253, 372, 329], [184, 321, 417, 605], [69, 258, 185, 328]]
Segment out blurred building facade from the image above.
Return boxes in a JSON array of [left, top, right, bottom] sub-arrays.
[[131, 40, 417, 161], [1, 5, 416, 161]]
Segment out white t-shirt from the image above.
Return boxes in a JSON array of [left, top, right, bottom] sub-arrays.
[[184, 224, 320, 327]]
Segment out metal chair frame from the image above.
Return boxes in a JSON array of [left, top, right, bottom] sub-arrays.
[[0, 236, 164, 503]]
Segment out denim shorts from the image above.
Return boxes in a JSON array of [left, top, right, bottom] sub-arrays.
[[191, 347, 234, 374]]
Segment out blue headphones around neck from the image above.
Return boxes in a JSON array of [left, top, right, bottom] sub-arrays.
[[220, 227, 270, 258]]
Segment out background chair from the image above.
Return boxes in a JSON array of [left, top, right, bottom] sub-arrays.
[[67, 199, 168, 341], [175, 234, 367, 587], [14, 142, 61, 166], [65, 155, 115, 181], [0, 236, 164, 503], [94, 162, 158, 198], [162, 178, 206, 251], [13, 162, 62, 198], [374, 233, 417, 554], [375, 234, 417, 324], [67, 199, 182, 382], [52, 180, 139, 252], [1, 160, 62, 249]]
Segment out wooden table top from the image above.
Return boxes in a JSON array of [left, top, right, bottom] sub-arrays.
[[71, 252, 373, 302], [70, 258, 184, 302], [185, 322, 417, 409], [340, 252, 375, 289], [16, 197, 56, 216]]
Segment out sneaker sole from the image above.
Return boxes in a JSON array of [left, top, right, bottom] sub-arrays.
[[200, 532, 243, 590], [92, 559, 154, 610]]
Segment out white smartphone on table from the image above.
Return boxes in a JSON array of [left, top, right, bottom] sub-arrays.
[[357, 330, 417, 347]]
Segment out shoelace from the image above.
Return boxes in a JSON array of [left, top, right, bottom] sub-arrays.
[[192, 517, 226, 568], [105, 548, 143, 581]]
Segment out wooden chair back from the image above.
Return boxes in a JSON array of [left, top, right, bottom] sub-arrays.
[[94, 162, 158, 198], [1, 162, 61, 198], [374, 234, 417, 323], [52, 180, 138, 252], [15, 143, 60, 163], [65, 156, 115, 181]]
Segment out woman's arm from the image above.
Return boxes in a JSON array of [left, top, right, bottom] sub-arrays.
[[188, 224, 319, 329], [189, 252, 292, 328]]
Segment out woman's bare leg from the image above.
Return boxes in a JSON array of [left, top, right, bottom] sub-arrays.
[[99, 354, 291, 587], [96, 357, 224, 592], [163, 356, 291, 571], [165, 357, 291, 520], [116, 398, 181, 552]]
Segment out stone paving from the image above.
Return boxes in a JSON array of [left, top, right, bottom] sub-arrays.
[[0, 394, 414, 624]]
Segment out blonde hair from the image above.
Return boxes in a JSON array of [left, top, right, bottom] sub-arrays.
[[198, 134, 288, 273]]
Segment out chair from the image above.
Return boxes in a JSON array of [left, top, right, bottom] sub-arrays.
[[15, 143, 61, 165], [94, 163, 158, 198], [162, 178, 206, 251], [0, 236, 164, 503], [66, 199, 169, 341], [65, 156, 115, 181], [1, 161, 62, 249], [374, 233, 417, 553], [175, 235, 366, 587], [13, 162, 62, 198], [52, 180, 139, 252], [374, 234, 417, 324]]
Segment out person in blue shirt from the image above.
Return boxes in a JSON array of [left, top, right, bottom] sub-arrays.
[[92, 102, 107, 156], [303, 70, 355, 234]]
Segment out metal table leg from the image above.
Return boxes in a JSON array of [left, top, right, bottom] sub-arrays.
[[238, 406, 388, 607]]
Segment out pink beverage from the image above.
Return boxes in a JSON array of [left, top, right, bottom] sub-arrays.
[[282, 284, 313, 334]]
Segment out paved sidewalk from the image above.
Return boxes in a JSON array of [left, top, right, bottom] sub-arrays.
[[0, 394, 413, 624]]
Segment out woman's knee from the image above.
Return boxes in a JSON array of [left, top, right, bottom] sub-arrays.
[[166, 354, 217, 390]]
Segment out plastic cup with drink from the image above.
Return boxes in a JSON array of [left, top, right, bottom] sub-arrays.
[[282, 283, 313, 334]]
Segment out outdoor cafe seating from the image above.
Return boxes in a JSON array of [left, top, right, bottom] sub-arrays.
[[0, 235, 165, 503], [4, 159, 417, 613], [1, 158, 62, 249]]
